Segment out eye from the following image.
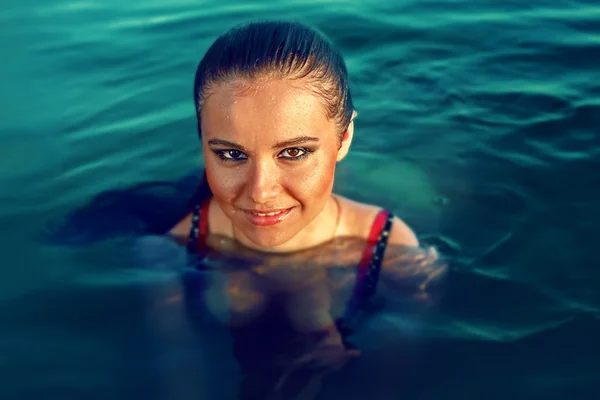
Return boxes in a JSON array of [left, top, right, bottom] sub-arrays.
[[216, 150, 247, 162], [279, 147, 311, 160]]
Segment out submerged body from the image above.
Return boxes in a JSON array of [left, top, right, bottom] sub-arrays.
[[149, 193, 443, 399]]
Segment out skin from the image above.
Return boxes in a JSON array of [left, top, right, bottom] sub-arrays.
[[170, 78, 419, 251], [202, 78, 342, 251]]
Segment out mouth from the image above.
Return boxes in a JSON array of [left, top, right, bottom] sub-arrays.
[[248, 209, 288, 217], [242, 207, 294, 226]]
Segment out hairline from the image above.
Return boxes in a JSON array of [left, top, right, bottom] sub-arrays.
[[199, 74, 346, 138]]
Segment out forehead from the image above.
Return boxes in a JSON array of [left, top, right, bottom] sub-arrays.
[[201, 79, 335, 140]]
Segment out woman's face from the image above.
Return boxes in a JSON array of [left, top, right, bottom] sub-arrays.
[[201, 78, 346, 249]]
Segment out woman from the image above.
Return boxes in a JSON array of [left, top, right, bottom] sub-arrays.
[[143, 20, 446, 399]]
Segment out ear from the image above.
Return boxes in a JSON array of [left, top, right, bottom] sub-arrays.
[[336, 110, 357, 162]]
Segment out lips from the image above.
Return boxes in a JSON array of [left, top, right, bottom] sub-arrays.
[[243, 207, 294, 227], [249, 210, 287, 217]]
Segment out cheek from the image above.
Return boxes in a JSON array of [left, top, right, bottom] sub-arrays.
[[288, 154, 337, 200], [205, 159, 244, 202]]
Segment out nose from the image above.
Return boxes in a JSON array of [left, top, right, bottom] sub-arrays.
[[246, 159, 281, 205]]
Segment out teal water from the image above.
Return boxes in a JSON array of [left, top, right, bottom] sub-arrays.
[[1, 0, 600, 399]]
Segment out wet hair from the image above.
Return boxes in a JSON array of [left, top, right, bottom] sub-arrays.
[[41, 20, 355, 245], [194, 20, 354, 137], [189, 20, 355, 211]]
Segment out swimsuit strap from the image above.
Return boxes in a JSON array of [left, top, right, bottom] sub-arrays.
[[186, 197, 210, 255], [338, 209, 394, 330], [357, 209, 394, 298]]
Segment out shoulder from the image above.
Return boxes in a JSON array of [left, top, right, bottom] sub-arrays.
[[335, 195, 419, 247], [168, 212, 193, 239], [387, 214, 419, 247]]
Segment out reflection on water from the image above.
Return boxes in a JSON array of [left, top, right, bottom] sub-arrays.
[[133, 234, 447, 399], [1, 233, 447, 399]]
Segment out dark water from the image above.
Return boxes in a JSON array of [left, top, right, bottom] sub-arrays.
[[1, 0, 600, 399]]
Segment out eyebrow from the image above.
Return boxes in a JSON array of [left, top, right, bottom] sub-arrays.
[[207, 139, 246, 151], [272, 136, 319, 149], [207, 136, 319, 151]]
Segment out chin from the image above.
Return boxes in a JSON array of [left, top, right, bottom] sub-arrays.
[[235, 221, 302, 251], [233, 208, 305, 251]]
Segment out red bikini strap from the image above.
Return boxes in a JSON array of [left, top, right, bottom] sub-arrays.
[[357, 210, 390, 276], [194, 198, 210, 253], [199, 198, 210, 238]]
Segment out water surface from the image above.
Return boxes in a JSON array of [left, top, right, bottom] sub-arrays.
[[1, 0, 599, 398]]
